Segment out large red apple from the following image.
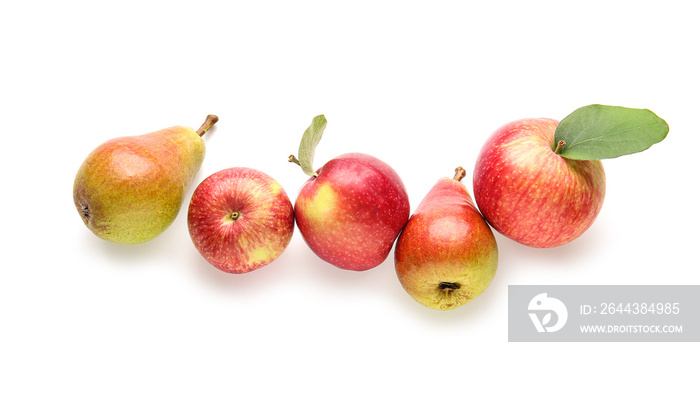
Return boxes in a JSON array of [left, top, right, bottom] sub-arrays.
[[473, 118, 606, 248], [294, 153, 410, 271], [187, 167, 294, 273]]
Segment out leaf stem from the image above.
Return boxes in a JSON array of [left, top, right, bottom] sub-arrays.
[[196, 114, 219, 137], [554, 140, 566, 155]]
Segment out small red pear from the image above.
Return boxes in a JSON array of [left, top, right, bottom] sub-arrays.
[[395, 167, 498, 310]]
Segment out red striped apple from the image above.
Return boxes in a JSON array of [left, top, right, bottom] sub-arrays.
[[187, 167, 294, 273], [473, 118, 606, 248]]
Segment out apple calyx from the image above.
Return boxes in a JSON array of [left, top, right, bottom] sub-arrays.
[[225, 211, 241, 222], [196, 114, 219, 137]]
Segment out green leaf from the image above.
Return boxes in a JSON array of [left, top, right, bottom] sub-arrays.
[[296, 114, 327, 177], [554, 104, 669, 160]]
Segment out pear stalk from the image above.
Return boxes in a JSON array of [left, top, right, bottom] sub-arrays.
[[453, 166, 466, 182], [197, 114, 219, 137]]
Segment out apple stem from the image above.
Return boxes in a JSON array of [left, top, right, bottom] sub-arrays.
[[453, 167, 466, 182], [288, 155, 302, 166], [289, 154, 319, 177], [196, 114, 219, 137], [554, 140, 566, 154]]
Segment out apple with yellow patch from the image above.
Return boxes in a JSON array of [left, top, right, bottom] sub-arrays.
[[289, 115, 410, 271], [293, 152, 410, 271], [187, 167, 294, 273]]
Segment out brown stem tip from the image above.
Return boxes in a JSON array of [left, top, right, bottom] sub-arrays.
[[554, 140, 566, 155], [196, 114, 219, 137], [453, 167, 466, 182], [288, 155, 301, 165]]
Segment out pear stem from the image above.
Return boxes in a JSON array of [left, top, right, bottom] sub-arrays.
[[453, 167, 466, 182], [196, 114, 219, 137], [554, 140, 566, 154]]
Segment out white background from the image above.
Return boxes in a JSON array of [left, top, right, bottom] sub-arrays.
[[2, 0, 698, 398]]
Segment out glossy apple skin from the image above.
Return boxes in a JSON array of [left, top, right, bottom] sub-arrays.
[[395, 176, 498, 310], [187, 167, 294, 274], [473, 118, 606, 248], [294, 153, 410, 271]]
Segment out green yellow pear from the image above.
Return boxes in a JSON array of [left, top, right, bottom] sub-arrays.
[[73, 115, 218, 244]]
